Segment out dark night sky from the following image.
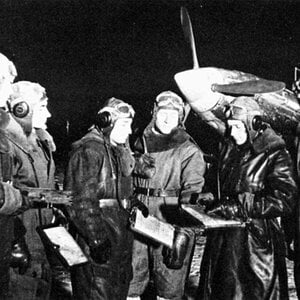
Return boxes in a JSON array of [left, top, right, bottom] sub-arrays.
[[1, 0, 300, 161]]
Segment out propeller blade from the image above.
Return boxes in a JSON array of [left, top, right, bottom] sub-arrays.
[[211, 79, 286, 95], [180, 7, 199, 69]]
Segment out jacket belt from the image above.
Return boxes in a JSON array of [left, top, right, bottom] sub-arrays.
[[134, 187, 179, 197]]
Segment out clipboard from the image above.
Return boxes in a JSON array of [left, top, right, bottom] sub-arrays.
[[37, 224, 89, 269], [181, 204, 245, 229], [129, 208, 175, 248]]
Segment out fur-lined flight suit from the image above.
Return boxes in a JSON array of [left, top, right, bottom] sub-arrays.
[[65, 128, 135, 300], [128, 126, 206, 300], [0, 117, 55, 300]]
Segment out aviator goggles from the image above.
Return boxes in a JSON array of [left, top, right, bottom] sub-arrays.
[[100, 102, 135, 119], [156, 95, 184, 112], [115, 102, 135, 118]]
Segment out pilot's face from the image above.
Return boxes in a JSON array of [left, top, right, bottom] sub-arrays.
[[110, 118, 133, 145], [155, 108, 179, 134], [227, 119, 248, 145], [32, 99, 51, 130]]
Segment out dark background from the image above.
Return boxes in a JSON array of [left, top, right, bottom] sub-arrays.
[[1, 0, 299, 163]]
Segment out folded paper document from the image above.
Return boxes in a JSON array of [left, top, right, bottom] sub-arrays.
[[181, 204, 245, 229]]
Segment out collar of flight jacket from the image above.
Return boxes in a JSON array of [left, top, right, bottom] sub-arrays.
[[249, 126, 286, 155], [1, 116, 56, 153], [137, 127, 192, 153]]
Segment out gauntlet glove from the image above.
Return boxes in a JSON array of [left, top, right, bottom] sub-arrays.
[[208, 192, 258, 220], [194, 192, 215, 211], [162, 226, 190, 270], [207, 201, 243, 220], [51, 208, 68, 226], [128, 195, 149, 217], [10, 238, 31, 274], [10, 218, 31, 274]]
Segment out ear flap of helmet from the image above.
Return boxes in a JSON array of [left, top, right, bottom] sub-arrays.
[[12, 101, 30, 118], [252, 115, 262, 131], [7, 100, 30, 118], [96, 111, 112, 128]]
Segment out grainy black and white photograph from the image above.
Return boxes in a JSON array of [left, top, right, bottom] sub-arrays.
[[0, 0, 300, 299]]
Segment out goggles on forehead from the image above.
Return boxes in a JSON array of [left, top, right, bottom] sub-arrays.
[[100, 102, 135, 119], [156, 96, 184, 111], [115, 102, 135, 117]]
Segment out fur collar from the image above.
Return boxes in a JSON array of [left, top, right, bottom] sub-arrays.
[[4, 117, 56, 153], [136, 127, 191, 153], [72, 127, 134, 177], [252, 127, 285, 154], [35, 129, 56, 152]]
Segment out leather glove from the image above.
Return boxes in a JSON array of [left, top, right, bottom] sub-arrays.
[[11, 238, 31, 274], [51, 208, 68, 226], [89, 238, 112, 265], [10, 218, 31, 274], [128, 195, 149, 217], [196, 192, 215, 208], [162, 226, 190, 270], [207, 202, 242, 220], [133, 153, 156, 179]]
